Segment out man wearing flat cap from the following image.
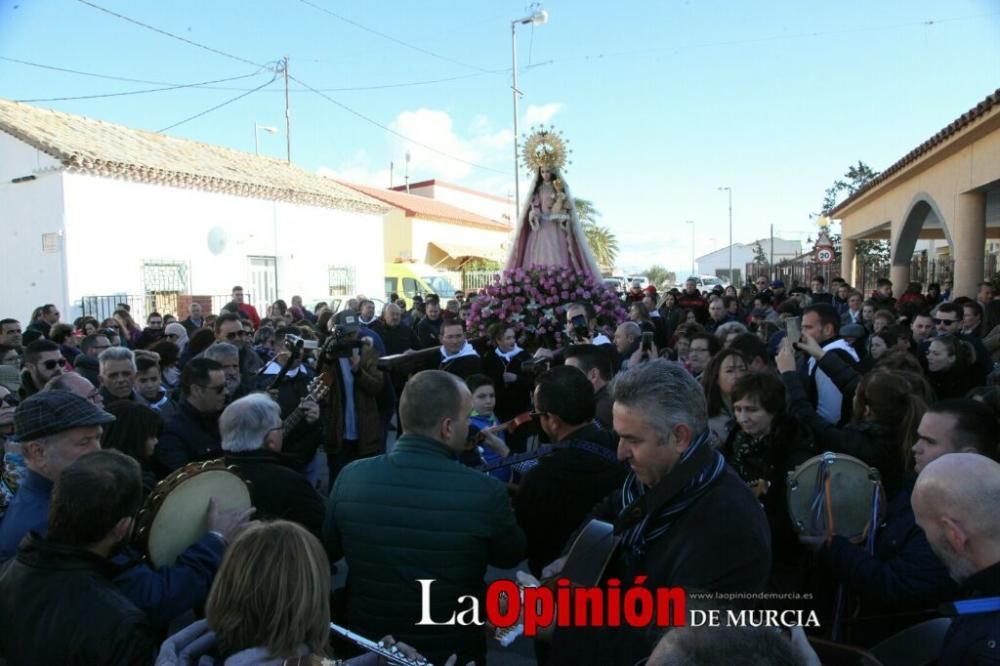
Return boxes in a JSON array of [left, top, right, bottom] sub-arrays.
[[0, 391, 111, 557], [0, 390, 251, 631]]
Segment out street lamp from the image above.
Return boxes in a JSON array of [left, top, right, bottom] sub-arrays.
[[687, 220, 696, 277], [511, 5, 549, 224], [254, 123, 277, 156], [718, 186, 733, 285]]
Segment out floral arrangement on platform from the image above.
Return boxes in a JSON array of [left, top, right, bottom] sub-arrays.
[[466, 265, 627, 347]]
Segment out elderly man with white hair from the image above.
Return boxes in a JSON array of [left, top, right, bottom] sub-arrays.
[[912, 453, 1000, 665], [220, 394, 324, 538]]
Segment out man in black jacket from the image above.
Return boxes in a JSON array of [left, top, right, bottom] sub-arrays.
[[514, 366, 624, 577], [0, 450, 155, 665], [221, 394, 324, 538], [547, 359, 771, 666], [153, 358, 227, 475], [416, 299, 444, 349], [372, 303, 418, 355], [912, 453, 1000, 665]]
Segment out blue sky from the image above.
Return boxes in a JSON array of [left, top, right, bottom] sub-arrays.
[[1, 0, 998, 273]]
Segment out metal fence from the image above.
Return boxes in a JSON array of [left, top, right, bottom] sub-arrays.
[[81, 293, 252, 323], [462, 270, 502, 293]]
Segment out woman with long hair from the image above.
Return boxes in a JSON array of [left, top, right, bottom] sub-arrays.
[[157, 521, 431, 665], [926, 333, 977, 400], [113, 309, 142, 347], [101, 400, 164, 492], [778, 337, 925, 498], [701, 348, 749, 444]]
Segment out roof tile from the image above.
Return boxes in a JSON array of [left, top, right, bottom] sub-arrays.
[[0, 98, 388, 214]]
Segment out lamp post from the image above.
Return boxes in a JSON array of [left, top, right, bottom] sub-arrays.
[[718, 186, 733, 285], [254, 123, 277, 156], [687, 220, 696, 277], [511, 5, 549, 224]]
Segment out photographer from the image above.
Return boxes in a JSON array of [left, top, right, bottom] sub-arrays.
[[322, 314, 384, 485], [256, 327, 322, 471], [564, 303, 611, 346]]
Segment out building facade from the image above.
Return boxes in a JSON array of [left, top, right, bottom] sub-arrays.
[[0, 98, 387, 324]]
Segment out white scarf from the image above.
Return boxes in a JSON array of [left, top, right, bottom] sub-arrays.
[[441, 341, 478, 362], [494, 345, 524, 363]]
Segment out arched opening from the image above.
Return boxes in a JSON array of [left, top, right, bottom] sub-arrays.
[[893, 194, 951, 286]]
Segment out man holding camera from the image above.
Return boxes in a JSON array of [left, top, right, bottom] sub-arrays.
[[324, 314, 384, 485], [564, 303, 611, 346]]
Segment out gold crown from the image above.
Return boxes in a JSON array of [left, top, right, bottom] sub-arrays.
[[521, 126, 572, 172]]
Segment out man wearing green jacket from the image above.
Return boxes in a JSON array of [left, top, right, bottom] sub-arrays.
[[324, 370, 526, 665]]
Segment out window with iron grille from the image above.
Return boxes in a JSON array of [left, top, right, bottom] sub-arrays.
[[328, 266, 355, 297]]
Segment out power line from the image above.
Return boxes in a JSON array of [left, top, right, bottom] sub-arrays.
[[296, 0, 496, 74], [74, 0, 266, 69], [288, 73, 510, 176], [0, 55, 501, 93], [158, 72, 279, 132], [66, 0, 509, 174], [14, 70, 268, 103]]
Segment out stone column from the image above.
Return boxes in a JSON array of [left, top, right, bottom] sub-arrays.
[[952, 192, 987, 299], [840, 238, 857, 287], [891, 264, 910, 295]]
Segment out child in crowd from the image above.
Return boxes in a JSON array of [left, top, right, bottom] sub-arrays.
[[465, 375, 511, 482], [134, 352, 177, 420]]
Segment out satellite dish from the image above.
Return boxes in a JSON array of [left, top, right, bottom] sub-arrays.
[[207, 226, 227, 255]]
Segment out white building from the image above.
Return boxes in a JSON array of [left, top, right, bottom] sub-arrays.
[[0, 98, 388, 323], [696, 238, 802, 281]]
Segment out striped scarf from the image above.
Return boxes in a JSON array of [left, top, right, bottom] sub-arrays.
[[619, 431, 725, 558]]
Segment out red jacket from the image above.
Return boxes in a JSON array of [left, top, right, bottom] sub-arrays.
[[238, 303, 261, 328]]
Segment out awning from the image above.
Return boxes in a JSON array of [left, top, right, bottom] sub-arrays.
[[427, 241, 505, 268]]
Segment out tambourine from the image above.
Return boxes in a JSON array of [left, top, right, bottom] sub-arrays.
[[132, 459, 251, 568], [786, 452, 886, 542]]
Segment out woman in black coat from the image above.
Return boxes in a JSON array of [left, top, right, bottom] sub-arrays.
[[723, 371, 814, 588], [481, 323, 533, 423], [926, 334, 978, 400]]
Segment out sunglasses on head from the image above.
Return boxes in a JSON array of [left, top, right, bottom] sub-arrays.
[[42, 358, 68, 370]]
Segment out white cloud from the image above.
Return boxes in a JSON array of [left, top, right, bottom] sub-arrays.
[[316, 103, 564, 197], [522, 103, 564, 127]]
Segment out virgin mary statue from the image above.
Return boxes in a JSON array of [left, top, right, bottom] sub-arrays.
[[505, 129, 603, 282]]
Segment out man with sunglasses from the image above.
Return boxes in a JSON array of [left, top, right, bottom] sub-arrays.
[[923, 303, 990, 384], [19, 340, 66, 400], [153, 358, 227, 474], [215, 313, 263, 384]]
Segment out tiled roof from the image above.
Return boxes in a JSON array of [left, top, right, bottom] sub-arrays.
[[392, 178, 512, 204], [831, 88, 1000, 216], [0, 98, 387, 214], [336, 180, 511, 230]]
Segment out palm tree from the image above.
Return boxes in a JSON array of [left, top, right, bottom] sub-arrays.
[[574, 197, 619, 273]]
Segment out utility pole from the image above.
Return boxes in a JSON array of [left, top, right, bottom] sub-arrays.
[[282, 56, 291, 163], [770, 224, 775, 279]]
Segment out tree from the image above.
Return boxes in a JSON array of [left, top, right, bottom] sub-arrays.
[[645, 265, 675, 290], [574, 197, 619, 273], [820, 161, 889, 268], [752, 241, 768, 265]]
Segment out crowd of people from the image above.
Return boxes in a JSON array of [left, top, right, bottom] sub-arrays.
[[0, 274, 998, 665]]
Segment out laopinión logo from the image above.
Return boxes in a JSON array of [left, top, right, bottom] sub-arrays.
[[416, 580, 821, 635]]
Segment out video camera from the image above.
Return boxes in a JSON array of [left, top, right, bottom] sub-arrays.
[[323, 326, 366, 359], [284, 334, 319, 351]]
